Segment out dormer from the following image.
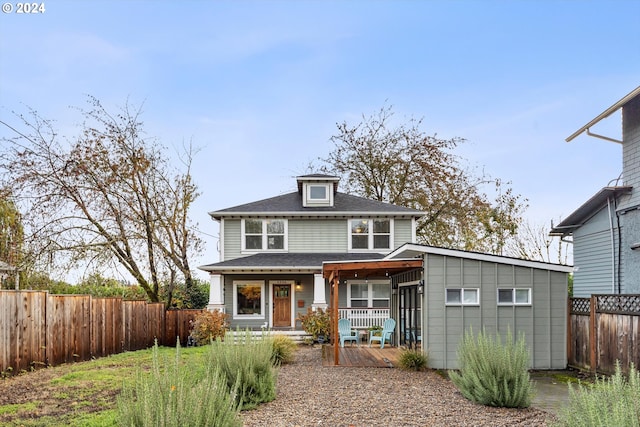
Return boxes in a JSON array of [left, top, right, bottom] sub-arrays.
[[296, 174, 340, 208]]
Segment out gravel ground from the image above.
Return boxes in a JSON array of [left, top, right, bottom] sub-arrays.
[[241, 346, 554, 427]]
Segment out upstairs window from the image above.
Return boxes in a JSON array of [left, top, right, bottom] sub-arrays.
[[349, 219, 392, 250], [242, 219, 287, 251]]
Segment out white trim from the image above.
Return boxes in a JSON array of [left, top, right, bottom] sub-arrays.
[[346, 279, 390, 308], [497, 288, 532, 306], [219, 218, 225, 261], [269, 280, 296, 328], [386, 243, 574, 273], [210, 211, 424, 219], [348, 218, 394, 252], [232, 280, 266, 319], [566, 86, 640, 142], [240, 219, 288, 253], [303, 183, 333, 207], [445, 288, 480, 306]]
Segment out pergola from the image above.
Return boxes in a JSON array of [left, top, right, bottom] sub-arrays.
[[322, 258, 423, 366]]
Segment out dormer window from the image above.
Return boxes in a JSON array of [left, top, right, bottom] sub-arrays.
[[302, 182, 333, 207], [309, 185, 328, 201]]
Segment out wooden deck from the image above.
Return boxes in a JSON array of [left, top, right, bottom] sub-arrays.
[[322, 344, 402, 367]]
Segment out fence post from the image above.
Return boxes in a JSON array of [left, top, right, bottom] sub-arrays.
[[567, 297, 571, 367], [589, 295, 597, 373]]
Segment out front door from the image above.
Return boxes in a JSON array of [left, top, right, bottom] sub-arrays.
[[273, 284, 291, 327]]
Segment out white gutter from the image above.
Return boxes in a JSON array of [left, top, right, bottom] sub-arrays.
[[566, 86, 640, 143]]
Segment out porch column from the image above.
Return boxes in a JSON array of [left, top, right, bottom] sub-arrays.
[[312, 273, 327, 311], [207, 273, 225, 312]]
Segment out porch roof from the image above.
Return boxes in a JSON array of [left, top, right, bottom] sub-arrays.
[[199, 252, 385, 273], [322, 258, 423, 281]]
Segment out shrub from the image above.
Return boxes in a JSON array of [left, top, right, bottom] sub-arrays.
[[117, 342, 241, 427], [208, 330, 277, 410], [398, 348, 428, 371], [297, 307, 331, 340], [270, 334, 298, 365], [189, 310, 229, 345], [449, 327, 534, 408], [553, 362, 640, 427]]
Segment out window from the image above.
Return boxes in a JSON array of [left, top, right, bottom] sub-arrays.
[[233, 281, 265, 317], [309, 185, 328, 200], [242, 219, 287, 251], [303, 183, 332, 206], [445, 288, 479, 305], [349, 219, 392, 250], [497, 288, 531, 305], [348, 282, 390, 308]]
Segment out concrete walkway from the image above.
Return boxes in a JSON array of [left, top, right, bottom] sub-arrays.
[[531, 374, 571, 416]]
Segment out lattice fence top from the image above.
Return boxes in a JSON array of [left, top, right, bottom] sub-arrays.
[[571, 298, 591, 315], [597, 294, 640, 314]]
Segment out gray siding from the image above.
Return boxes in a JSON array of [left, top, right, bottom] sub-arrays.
[[222, 219, 242, 261], [223, 217, 414, 261], [422, 253, 567, 370], [621, 96, 640, 209], [288, 219, 347, 252], [222, 274, 316, 329], [622, 210, 640, 293], [621, 97, 640, 293], [393, 219, 413, 249], [572, 207, 617, 296]]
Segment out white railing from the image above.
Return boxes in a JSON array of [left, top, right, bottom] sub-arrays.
[[338, 308, 390, 329]]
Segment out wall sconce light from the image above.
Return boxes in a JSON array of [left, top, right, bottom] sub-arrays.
[[417, 280, 424, 295], [295, 281, 302, 291]]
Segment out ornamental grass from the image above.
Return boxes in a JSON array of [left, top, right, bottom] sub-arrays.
[[208, 329, 277, 410], [449, 327, 534, 408], [553, 362, 640, 427], [117, 341, 241, 427]]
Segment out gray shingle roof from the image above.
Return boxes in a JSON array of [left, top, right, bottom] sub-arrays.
[[199, 252, 385, 272], [549, 186, 633, 236], [209, 191, 423, 219]]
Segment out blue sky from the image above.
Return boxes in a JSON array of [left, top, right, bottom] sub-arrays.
[[1, 1, 639, 280]]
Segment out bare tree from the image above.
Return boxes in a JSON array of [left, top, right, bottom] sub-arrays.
[[506, 219, 571, 265], [320, 105, 528, 255], [0, 96, 202, 305]]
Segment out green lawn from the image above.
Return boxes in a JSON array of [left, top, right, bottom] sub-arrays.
[[0, 345, 210, 427]]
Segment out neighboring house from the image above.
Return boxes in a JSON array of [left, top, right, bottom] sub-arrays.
[[550, 86, 640, 297], [199, 174, 425, 330]]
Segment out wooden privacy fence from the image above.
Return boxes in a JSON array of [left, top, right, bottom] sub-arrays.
[[0, 290, 203, 375], [568, 294, 640, 374]]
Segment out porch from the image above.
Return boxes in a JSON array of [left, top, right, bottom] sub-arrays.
[[337, 307, 390, 329], [321, 344, 402, 367]]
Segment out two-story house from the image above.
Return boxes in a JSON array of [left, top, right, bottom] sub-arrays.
[[199, 174, 425, 330], [201, 173, 572, 369], [550, 86, 640, 297]]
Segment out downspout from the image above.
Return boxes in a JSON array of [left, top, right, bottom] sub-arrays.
[[607, 196, 616, 293], [614, 197, 622, 294]]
